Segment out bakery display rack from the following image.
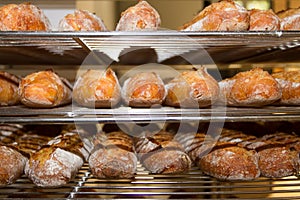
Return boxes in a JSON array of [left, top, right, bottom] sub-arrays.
[[2, 31, 300, 199]]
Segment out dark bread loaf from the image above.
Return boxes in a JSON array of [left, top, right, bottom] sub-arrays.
[[25, 129, 89, 187], [135, 131, 191, 174], [0, 71, 20, 106], [73, 68, 121, 108], [165, 67, 219, 108], [122, 72, 166, 107], [19, 70, 72, 108], [177, 132, 260, 180], [221, 129, 299, 178], [89, 131, 137, 178]]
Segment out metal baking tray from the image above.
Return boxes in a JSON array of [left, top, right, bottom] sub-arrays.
[[0, 105, 299, 124], [1, 163, 300, 199], [1, 31, 300, 65]]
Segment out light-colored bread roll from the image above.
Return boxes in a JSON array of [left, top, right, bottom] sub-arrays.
[[277, 7, 300, 30], [0, 2, 51, 31], [272, 70, 300, 105], [116, 0, 161, 31], [249, 9, 281, 31], [180, 0, 249, 31], [58, 9, 107, 31], [164, 67, 219, 108], [122, 72, 166, 107], [219, 68, 282, 107], [0, 71, 20, 106], [19, 70, 72, 108], [73, 68, 121, 108]]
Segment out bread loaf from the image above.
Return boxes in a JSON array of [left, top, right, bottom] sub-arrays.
[[0, 2, 51, 31], [218, 68, 282, 107], [135, 131, 191, 174], [19, 70, 72, 108], [176, 132, 260, 180], [249, 9, 281, 31], [89, 131, 137, 178], [272, 70, 300, 105], [180, 0, 249, 31], [277, 7, 300, 30], [73, 68, 121, 108], [0, 71, 20, 106], [59, 9, 107, 31], [122, 72, 166, 107], [116, 0, 161, 31], [25, 129, 89, 187], [165, 67, 219, 108]]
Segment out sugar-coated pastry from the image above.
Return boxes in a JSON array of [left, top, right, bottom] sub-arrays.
[[58, 9, 107, 31], [277, 7, 300, 30], [0, 2, 51, 31], [249, 9, 281, 31], [180, 0, 249, 31], [116, 0, 161, 31]]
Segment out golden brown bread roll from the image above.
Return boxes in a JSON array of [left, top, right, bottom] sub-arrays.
[[0, 2, 51, 31], [164, 67, 219, 108], [89, 131, 137, 178], [122, 72, 166, 107], [0, 146, 28, 186], [180, 0, 249, 31], [135, 131, 192, 174], [73, 68, 121, 108], [277, 7, 300, 30], [116, 0, 161, 31], [249, 9, 281, 31], [218, 68, 282, 107], [58, 9, 107, 31], [272, 70, 300, 105], [25, 129, 89, 187], [19, 70, 72, 108], [0, 71, 20, 106]]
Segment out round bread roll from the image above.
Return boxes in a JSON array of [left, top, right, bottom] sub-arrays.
[[116, 0, 161, 31], [180, 0, 249, 31], [0, 2, 51, 31], [58, 9, 107, 31], [0, 71, 20, 106], [249, 9, 281, 31], [277, 7, 300, 30]]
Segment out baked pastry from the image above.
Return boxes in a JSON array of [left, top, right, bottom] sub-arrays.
[[19, 70, 72, 108], [218, 68, 282, 107], [176, 132, 260, 180], [164, 67, 219, 108], [277, 7, 300, 30], [116, 0, 161, 31], [0, 2, 51, 31], [180, 0, 249, 31], [249, 9, 281, 31], [89, 131, 137, 178], [25, 129, 89, 187], [0, 71, 20, 106], [58, 9, 107, 31], [73, 68, 121, 108], [272, 70, 300, 105], [122, 72, 166, 107], [135, 131, 192, 174]]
